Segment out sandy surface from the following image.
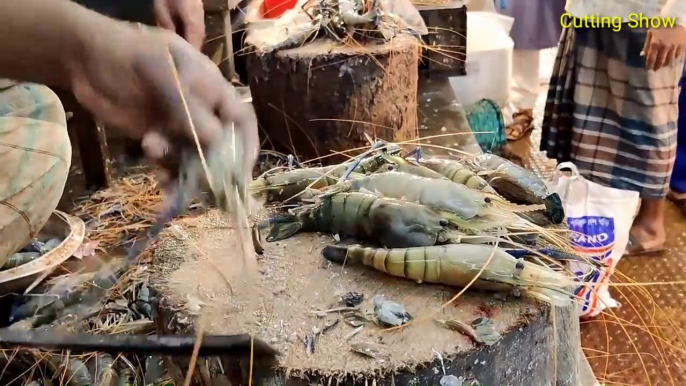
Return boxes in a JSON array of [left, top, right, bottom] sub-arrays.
[[151, 209, 540, 376]]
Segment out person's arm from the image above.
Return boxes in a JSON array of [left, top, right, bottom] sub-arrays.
[[662, 0, 686, 27], [0, 0, 257, 176], [641, 0, 686, 70], [0, 0, 128, 89]]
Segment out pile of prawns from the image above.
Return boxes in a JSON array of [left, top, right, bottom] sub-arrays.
[[250, 140, 591, 307]]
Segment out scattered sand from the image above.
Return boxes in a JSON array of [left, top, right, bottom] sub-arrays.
[[151, 209, 541, 376]]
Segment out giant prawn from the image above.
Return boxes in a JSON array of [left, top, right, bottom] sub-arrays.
[[323, 243, 577, 306], [265, 191, 465, 248], [249, 154, 387, 203], [335, 171, 545, 229]]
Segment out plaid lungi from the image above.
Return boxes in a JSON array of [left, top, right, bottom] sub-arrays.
[[541, 26, 682, 199], [0, 80, 71, 265]]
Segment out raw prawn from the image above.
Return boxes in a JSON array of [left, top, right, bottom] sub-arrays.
[[463, 153, 565, 224], [417, 157, 497, 194], [250, 154, 386, 202], [341, 171, 544, 223], [250, 167, 338, 203], [265, 192, 462, 248], [322, 244, 575, 306]]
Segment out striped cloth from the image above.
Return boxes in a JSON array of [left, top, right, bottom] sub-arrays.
[[0, 80, 71, 265], [541, 26, 682, 199]]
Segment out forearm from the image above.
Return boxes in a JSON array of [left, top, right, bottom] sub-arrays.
[[0, 0, 125, 89], [662, 0, 686, 28]]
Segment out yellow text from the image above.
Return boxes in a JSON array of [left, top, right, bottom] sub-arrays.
[[560, 13, 677, 32], [628, 13, 676, 28]]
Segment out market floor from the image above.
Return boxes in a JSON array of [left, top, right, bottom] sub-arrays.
[[511, 48, 686, 386], [517, 124, 686, 385]]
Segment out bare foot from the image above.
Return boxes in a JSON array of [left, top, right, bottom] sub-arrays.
[[506, 109, 534, 141], [668, 189, 686, 201], [629, 222, 666, 250], [625, 198, 667, 256]]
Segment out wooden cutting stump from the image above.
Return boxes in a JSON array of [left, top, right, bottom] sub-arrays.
[[149, 210, 584, 386], [246, 36, 419, 163]]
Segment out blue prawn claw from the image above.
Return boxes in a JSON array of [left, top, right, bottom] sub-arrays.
[[339, 140, 387, 181], [504, 248, 604, 268], [287, 154, 303, 170], [404, 146, 424, 163]]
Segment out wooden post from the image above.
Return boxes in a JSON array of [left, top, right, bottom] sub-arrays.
[[203, 0, 237, 82], [247, 37, 420, 163], [55, 88, 113, 190]]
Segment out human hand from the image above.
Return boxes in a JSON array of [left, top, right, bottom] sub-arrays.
[[154, 0, 205, 50], [68, 23, 258, 176], [642, 26, 686, 71]]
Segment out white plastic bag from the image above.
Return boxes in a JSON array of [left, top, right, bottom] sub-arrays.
[[549, 162, 640, 318]]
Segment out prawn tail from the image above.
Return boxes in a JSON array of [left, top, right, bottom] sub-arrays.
[[514, 262, 577, 307], [544, 193, 565, 224], [322, 245, 362, 265], [265, 214, 304, 242], [485, 193, 546, 213]]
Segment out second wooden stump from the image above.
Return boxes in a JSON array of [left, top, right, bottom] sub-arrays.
[[247, 36, 419, 162]]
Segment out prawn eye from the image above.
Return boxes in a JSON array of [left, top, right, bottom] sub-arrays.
[[484, 197, 492, 203], [515, 260, 524, 270], [439, 219, 449, 226]]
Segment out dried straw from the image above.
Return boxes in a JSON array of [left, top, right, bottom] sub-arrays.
[[73, 172, 164, 251]]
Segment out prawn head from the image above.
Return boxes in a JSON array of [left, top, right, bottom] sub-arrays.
[[265, 214, 306, 241]]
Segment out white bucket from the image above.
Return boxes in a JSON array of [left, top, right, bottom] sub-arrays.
[[449, 11, 514, 107]]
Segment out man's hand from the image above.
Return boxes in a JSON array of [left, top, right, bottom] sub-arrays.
[[69, 24, 258, 174], [642, 26, 686, 71], [0, 0, 255, 174], [154, 0, 205, 50]]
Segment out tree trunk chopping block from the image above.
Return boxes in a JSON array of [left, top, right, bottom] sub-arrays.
[[247, 37, 419, 163], [150, 210, 588, 386]]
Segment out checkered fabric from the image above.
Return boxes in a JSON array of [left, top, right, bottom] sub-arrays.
[[0, 80, 71, 264], [541, 26, 682, 199]]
